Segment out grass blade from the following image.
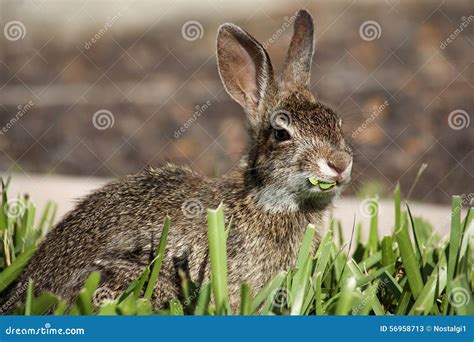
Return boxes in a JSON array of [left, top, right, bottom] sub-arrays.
[[76, 271, 100, 314], [290, 257, 312, 315], [444, 196, 462, 314], [24, 279, 33, 315], [251, 271, 286, 313], [240, 284, 252, 315], [0, 245, 37, 292], [395, 220, 424, 299], [144, 215, 170, 300], [169, 299, 184, 315], [367, 197, 379, 254], [381, 236, 395, 274], [295, 224, 316, 270], [394, 183, 401, 232], [207, 205, 229, 314], [194, 282, 211, 315], [335, 277, 356, 315]]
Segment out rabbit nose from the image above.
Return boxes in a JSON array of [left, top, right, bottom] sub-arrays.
[[327, 153, 352, 181], [327, 161, 346, 174]]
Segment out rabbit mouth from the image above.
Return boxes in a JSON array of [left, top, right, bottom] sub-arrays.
[[307, 177, 337, 191], [297, 186, 338, 211]]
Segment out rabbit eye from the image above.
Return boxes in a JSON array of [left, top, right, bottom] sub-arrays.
[[273, 128, 291, 142]]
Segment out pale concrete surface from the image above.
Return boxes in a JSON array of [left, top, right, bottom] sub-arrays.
[[2, 174, 459, 238]]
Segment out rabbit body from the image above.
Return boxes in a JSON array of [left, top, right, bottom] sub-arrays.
[[9, 10, 352, 311], [14, 162, 321, 309]]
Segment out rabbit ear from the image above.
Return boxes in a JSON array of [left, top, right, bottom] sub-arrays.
[[217, 23, 276, 115], [282, 10, 314, 89]]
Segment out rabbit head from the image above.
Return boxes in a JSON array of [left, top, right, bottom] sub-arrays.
[[217, 10, 352, 213]]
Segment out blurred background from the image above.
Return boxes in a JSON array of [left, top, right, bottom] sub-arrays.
[[0, 0, 472, 232]]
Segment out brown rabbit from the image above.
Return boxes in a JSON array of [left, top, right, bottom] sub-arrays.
[[8, 9, 352, 312]]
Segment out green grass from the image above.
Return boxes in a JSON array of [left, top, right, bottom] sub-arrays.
[[0, 176, 472, 315]]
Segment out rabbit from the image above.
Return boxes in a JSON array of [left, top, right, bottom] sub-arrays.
[[6, 9, 352, 313]]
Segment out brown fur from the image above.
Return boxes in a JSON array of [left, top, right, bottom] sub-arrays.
[[7, 10, 352, 312]]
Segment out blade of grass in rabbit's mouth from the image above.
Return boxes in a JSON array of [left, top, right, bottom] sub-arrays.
[[308, 177, 337, 190]]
